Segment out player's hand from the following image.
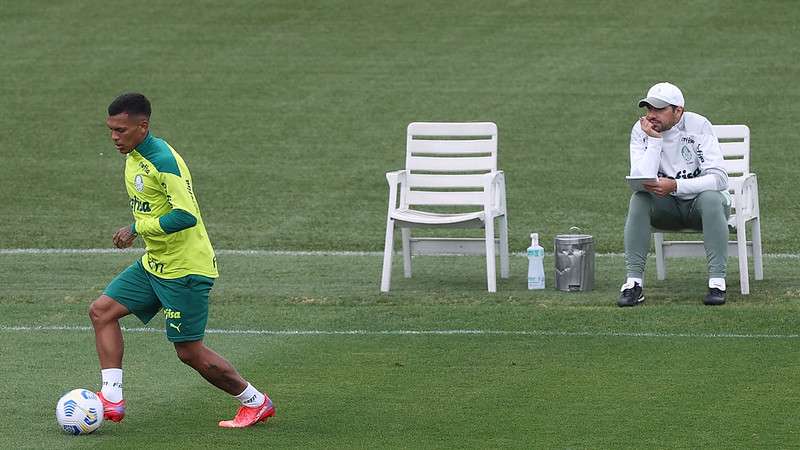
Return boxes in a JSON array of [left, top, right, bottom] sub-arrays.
[[639, 117, 662, 138], [643, 177, 677, 197], [112, 226, 137, 249]]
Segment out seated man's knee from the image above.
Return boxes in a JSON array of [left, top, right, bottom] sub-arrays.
[[695, 191, 726, 214], [630, 191, 652, 203], [628, 191, 653, 210], [628, 191, 656, 220]]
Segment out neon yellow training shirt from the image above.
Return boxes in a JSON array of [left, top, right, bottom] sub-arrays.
[[124, 132, 218, 279]]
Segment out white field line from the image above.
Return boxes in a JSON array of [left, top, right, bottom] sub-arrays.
[[1, 325, 799, 340], [0, 248, 798, 258]]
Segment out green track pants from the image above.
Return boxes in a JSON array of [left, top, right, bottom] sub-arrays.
[[624, 190, 731, 279]]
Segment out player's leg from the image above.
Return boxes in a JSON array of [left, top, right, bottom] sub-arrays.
[[619, 192, 681, 306], [173, 340, 247, 394], [623, 192, 655, 278], [173, 340, 275, 427], [157, 274, 274, 427], [89, 295, 130, 422], [89, 295, 129, 369], [688, 190, 731, 305], [91, 261, 162, 422]]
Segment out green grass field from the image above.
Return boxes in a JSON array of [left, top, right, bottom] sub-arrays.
[[1, 0, 798, 252], [1, 0, 799, 448], [2, 253, 800, 448]]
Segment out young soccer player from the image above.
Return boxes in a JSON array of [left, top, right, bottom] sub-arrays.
[[89, 92, 274, 428]]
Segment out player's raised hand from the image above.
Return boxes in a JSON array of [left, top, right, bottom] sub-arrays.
[[639, 117, 662, 138], [112, 226, 137, 248]]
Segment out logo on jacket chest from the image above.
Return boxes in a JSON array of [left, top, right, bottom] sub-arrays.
[[670, 167, 702, 179], [680, 145, 693, 162], [130, 196, 151, 212], [134, 174, 145, 192], [679, 135, 705, 163]]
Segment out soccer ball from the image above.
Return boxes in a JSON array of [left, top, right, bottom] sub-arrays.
[[55, 389, 104, 435]]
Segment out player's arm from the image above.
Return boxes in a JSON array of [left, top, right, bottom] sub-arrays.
[[629, 120, 661, 177], [132, 209, 197, 237], [115, 207, 195, 246], [132, 172, 199, 237]]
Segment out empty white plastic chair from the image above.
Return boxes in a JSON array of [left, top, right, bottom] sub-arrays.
[[380, 122, 509, 292]]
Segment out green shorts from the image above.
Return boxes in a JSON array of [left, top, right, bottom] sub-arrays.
[[104, 261, 214, 342]]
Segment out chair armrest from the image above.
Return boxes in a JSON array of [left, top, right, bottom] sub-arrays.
[[483, 170, 507, 215], [735, 173, 759, 221], [482, 170, 504, 184], [385, 169, 407, 185], [738, 172, 757, 190], [385, 170, 407, 214]]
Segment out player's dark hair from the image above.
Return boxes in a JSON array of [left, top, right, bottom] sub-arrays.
[[108, 93, 151, 118]]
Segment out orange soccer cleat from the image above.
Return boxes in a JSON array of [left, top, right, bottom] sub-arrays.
[[96, 392, 126, 422], [218, 395, 275, 428]]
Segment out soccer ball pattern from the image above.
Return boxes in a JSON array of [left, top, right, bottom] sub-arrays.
[[55, 389, 104, 435]]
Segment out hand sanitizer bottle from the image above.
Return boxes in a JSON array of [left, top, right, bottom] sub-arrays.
[[527, 233, 545, 290]]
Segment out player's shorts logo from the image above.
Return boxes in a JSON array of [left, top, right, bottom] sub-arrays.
[[164, 308, 182, 319], [134, 174, 145, 192]]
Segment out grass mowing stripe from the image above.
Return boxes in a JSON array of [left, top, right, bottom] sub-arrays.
[[0, 248, 798, 258], [3, 325, 800, 340], [0, 248, 383, 256]]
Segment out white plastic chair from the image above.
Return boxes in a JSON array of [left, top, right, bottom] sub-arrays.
[[380, 122, 509, 292], [653, 124, 763, 294]]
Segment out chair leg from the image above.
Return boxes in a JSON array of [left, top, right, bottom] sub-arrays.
[[380, 218, 395, 292], [654, 232, 666, 280], [485, 218, 497, 292], [752, 218, 764, 280], [401, 227, 412, 278], [498, 215, 509, 279], [737, 226, 750, 295]]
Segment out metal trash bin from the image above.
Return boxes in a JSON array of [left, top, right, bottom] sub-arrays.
[[554, 234, 595, 292]]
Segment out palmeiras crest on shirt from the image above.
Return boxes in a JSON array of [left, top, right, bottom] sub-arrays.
[[134, 174, 145, 192], [680, 145, 693, 162]]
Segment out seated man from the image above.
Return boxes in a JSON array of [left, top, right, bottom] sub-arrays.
[[618, 82, 731, 307]]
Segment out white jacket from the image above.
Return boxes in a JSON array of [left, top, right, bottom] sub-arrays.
[[629, 111, 728, 200]]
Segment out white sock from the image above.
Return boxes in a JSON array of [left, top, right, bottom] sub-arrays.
[[709, 278, 726, 291], [101, 368, 123, 403], [235, 383, 265, 407], [621, 277, 643, 291]]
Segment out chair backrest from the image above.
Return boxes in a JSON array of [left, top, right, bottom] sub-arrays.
[[713, 124, 756, 219], [713, 124, 750, 187], [403, 122, 498, 207]]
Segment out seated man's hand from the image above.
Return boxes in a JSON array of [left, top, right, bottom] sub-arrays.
[[643, 177, 677, 197], [639, 117, 662, 138]]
